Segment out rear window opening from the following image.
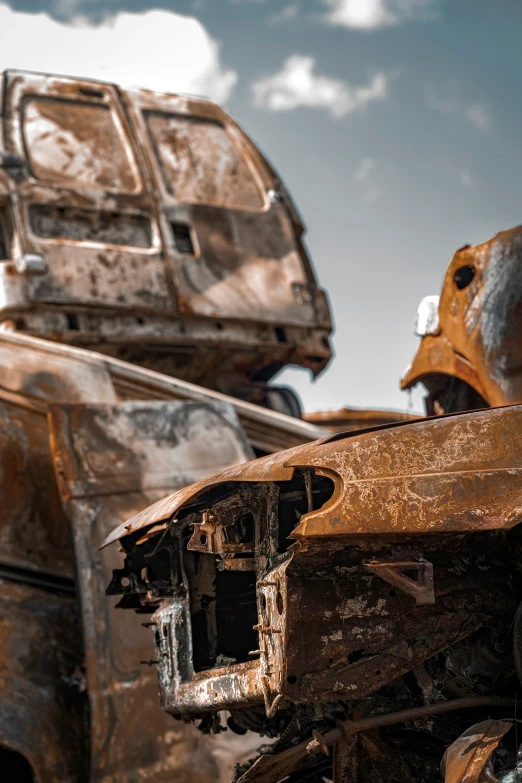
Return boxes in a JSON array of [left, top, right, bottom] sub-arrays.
[[22, 96, 140, 193], [145, 111, 264, 210]]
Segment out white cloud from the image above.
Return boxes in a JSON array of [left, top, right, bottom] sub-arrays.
[[424, 84, 456, 115], [269, 2, 300, 24], [354, 157, 382, 204], [460, 170, 474, 187], [425, 85, 492, 133], [322, 0, 435, 29], [252, 56, 388, 117], [466, 103, 491, 131], [0, 4, 237, 103], [355, 156, 376, 181]]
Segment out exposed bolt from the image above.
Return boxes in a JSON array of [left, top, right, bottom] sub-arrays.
[[310, 729, 330, 757]]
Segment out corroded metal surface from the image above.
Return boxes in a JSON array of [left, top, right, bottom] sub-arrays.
[[0, 69, 332, 408], [106, 404, 522, 782], [402, 225, 522, 414], [0, 399, 73, 577], [49, 401, 253, 781], [441, 719, 512, 782], [0, 323, 323, 780], [104, 404, 522, 546], [0, 578, 86, 783], [0, 330, 326, 453]]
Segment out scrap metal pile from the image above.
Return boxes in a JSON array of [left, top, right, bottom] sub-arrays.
[[105, 226, 522, 783], [1, 66, 522, 782]]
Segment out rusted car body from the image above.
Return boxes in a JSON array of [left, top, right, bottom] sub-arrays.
[[0, 329, 329, 783], [0, 68, 332, 415], [105, 404, 522, 782], [402, 225, 522, 415], [0, 69, 336, 782]]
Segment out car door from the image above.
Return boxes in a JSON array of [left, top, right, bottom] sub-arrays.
[[2, 70, 175, 314], [125, 88, 318, 325]]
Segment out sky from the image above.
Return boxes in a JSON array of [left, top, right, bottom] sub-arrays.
[[1, 0, 522, 414]]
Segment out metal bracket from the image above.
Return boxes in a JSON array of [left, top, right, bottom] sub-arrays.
[[14, 253, 47, 275], [364, 558, 435, 606]]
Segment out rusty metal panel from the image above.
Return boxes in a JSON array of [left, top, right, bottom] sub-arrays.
[[289, 404, 522, 538], [402, 225, 522, 412], [2, 71, 174, 313], [48, 401, 252, 782], [0, 329, 328, 454], [104, 404, 522, 547], [0, 399, 73, 576], [0, 331, 116, 408], [0, 578, 86, 782], [126, 87, 319, 327], [0, 330, 117, 577], [441, 719, 512, 782]]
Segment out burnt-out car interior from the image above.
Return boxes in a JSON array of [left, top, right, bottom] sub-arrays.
[[105, 405, 522, 782]]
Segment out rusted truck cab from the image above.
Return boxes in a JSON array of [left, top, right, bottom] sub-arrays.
[[0, 69, 332, 415]]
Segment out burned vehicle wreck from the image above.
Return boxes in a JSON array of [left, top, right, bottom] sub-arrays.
[[0, 68, 332, 418], [105, 403, 522, 782], [402, 224, 522, 417], [0, 68, 336, 781]]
